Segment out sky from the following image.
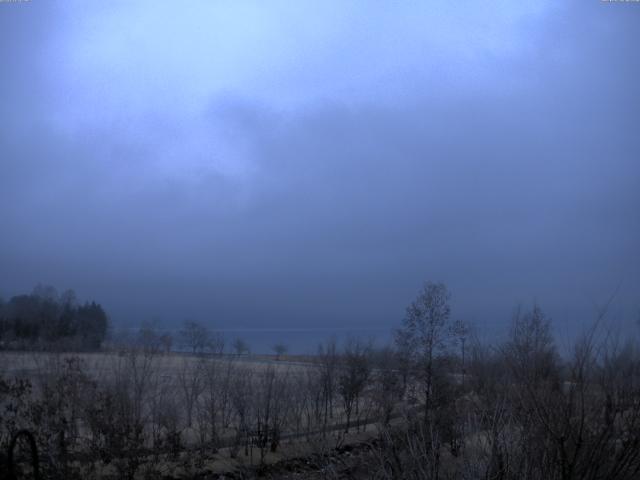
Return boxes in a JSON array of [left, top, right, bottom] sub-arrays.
[[1, 0, 639, 346]]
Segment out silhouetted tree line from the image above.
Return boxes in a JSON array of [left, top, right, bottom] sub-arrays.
[[0, 285, 108, 350], [1, 282, 638, 479]]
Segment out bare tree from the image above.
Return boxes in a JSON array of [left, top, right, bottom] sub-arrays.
[[180, 319, 222, 355], [136, 321, 163, 354], [253, 366, 290, 462], [159, 332, 173, 354], [272, 343, 288, 360], [317, 337, 339, 432], [233, 338, 250, 356], [504, 303, 559, 385], [499, 304, 640, 480], [198, 356, 236, 451], [82, 348, 157, 480], [177, 357, 204, 428], [395, 281, 453, 422], [451, 318, 470, 388], [372, 347, 401, 426], [338, 338, 372, 432], [393, 327, 413, 399], [229, 365, 254, 458]]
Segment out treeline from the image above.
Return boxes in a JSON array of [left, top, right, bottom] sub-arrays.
[[374, 282, 640, 480], [0, 281, 639, 479], [0, 285, 109, 350]]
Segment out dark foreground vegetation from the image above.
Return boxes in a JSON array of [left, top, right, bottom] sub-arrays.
[[1, 282, 639, 479]]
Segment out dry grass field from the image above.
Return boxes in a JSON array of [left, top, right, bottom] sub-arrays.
[[2, 303, 640, 479], [1, 346, 400, 479]]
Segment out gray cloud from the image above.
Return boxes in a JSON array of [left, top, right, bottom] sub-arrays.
[[1, 1, 638, 344]]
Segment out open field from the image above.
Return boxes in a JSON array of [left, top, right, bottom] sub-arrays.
[[0, 351, 316, 380], [1, 346, 407, 479], [2, 304, 640, 479]]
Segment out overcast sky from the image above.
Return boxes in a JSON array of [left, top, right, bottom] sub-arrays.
[[1, 1, 638, 340]]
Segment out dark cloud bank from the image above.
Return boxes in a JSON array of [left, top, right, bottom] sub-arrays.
[[1, 1, 638, 351]]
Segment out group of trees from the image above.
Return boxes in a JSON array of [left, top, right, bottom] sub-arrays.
[[132, 319, 226, 356], [1, 281, 639, 479], [372, 282, 640, 480], [0, 340, 396, 479], [0, 285, 109, 350]]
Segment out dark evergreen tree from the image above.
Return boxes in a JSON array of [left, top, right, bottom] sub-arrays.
[[0, 286, 109, 350]]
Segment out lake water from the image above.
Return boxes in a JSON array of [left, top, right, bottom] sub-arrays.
[[216, 328, 393, 354], [118, 326, 394, 354]]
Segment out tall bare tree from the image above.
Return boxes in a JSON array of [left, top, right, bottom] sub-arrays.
[[318, 337, 339, 432], [177, 357, 204, 428], [395, 281, 452, 422], [338, 338, 372, 432]]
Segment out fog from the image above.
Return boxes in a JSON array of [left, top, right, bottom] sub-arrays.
[[1, 1, 638, 347]]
